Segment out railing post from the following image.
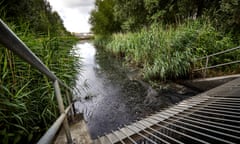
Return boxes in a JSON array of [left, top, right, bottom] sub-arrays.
[[203, 56, 209, 78], [53, 80, 73, 144], [66, 91, 75, 121]]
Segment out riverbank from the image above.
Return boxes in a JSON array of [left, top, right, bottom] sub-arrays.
[[94, 20, 239, 82]]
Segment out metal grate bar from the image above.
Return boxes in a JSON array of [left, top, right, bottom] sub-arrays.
[[171, 107, 240, 124], [154, 114, 235, 144], [198, 107, 240, 115], [126, 125, 157, 144], [147, 117, 210, 144], [179, 103, 240, 116], [118, 128, 137, 144], [210, 101, 240, 108], [105, 134, 114, 144], [111, 131, 125, 144], [211, 101, 240, 106], [177, 104, 240, 118], [143, 118, 208, 144], [133, 122, 170, 144], [181, 100, 240, 108], [163, 110, 240, 139], [169, 109, 240, 133], [206, 103, 240, 109], [203, 105, 240, 112], [95, 78, 240, 144], [138, 120, 184, 144]]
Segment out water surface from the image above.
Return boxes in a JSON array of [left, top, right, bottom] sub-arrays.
[[73, 41, 198, 139]]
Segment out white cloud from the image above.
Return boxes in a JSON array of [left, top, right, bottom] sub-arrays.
[[62, 0, 95, 8], [47, 0, 95, 33]]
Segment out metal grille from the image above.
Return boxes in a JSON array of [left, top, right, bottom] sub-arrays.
[[94, 78, 240, 144]]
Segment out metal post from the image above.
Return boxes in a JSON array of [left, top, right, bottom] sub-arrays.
[[53, 80, 73, 144], [203, 56, 209, 78], [66, 91, 75, 121]]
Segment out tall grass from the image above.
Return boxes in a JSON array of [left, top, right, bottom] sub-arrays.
[[0, 22, 79, 143], [96, 20, 236, 80]]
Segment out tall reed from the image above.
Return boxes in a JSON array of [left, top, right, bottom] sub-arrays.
[[0, 22, 79, 143], [98, 20, 236, 80]]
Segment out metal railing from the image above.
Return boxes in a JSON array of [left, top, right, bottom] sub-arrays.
[[193, 46, 240, 78], [0, 19, 75, 144]]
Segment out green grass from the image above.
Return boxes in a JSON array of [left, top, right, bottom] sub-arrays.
[[95, 20, 237, 80], [0, 22, 79, 143]]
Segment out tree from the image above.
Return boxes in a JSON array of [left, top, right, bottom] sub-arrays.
[[0, 0, 67, 35], [113, 0, 148, 31], [89, 0, 120, 35]]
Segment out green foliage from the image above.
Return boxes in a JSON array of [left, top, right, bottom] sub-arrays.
[[90, 0, 240, 36], [0, 24, 78, 143], [0, 1, 79, 143], [113, 0, 148, 31], [0, 0, 68, 35], [89, 0, 120, 35], [98, 20, 237, 80], [218, 0, 240, 34]]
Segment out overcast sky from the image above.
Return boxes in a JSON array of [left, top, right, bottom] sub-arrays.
[[47, 0, 95, 33]]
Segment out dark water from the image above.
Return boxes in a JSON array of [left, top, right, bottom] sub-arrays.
[[73, 41, 198, 139]]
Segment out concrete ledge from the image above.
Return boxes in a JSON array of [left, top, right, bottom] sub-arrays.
[[181, 74, 240, 91], [54, 114, 92, 144]]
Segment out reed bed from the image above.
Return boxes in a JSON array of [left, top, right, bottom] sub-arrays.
[[0, 23, 79, 143], [97, 20, 236, 80]]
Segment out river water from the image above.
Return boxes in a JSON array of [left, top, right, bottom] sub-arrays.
[[73, 41, 198, 139]]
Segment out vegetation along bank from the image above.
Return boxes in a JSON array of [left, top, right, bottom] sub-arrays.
[[0, 0, 79, 143], [90, 0, 240, 82]]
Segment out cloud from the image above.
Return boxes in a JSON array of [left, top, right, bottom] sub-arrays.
[[47, 0, 95, 33], [62, 0, 95, 8]]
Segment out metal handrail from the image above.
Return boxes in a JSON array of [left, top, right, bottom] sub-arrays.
[[0, 19, 75, 144], [194, 45, 240, 78], [197, 45, 240, 60]]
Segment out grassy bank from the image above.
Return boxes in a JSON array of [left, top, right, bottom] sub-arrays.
[[95, 20, 238, 81], [0, 22, 79, 143]]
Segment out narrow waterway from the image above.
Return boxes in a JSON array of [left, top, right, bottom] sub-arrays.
[[73, 41, 198, 139]]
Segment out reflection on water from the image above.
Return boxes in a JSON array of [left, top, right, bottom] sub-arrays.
[[74, 41, 135, 139]]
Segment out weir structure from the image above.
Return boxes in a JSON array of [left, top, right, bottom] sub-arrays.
[[0, 19, 240, 144]]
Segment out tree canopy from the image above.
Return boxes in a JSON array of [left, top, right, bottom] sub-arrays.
[[90, 0, 240, 35], [0, 0, 67, 35]]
